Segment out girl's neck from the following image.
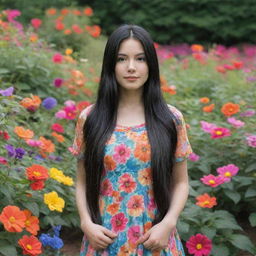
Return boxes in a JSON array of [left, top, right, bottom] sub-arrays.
[[118, 89, 144, 109]]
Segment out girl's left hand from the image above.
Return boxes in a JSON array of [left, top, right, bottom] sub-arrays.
[[136, 220, 176, 252]]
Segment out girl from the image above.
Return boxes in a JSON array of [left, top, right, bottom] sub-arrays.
[[72, 24, 192, 255]]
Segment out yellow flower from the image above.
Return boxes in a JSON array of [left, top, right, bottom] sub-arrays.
[[61, 176, 74, 186], [44, 191, 65, 212], [65, 48, 73, 55]]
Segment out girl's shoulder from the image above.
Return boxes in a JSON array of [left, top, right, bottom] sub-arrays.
[[78, 103, 95, 121], [167, 104, 184, 121]]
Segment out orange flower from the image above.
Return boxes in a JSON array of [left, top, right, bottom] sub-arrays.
[[161, 85, 176, 95], [55, 22, 65, 31], [51, 132, 65, 143], [0, 205, 26, 232], [61, 8, 69, 15], [39, 136, 55, 153], [127, 195, 144, 217], [65, 48, 73, 55], [18, 235, 42, 256], [20, 95, 41, 112], [64, 29, 72, 35], [72, 24, 83, 34], [203, 104, 215, 112], [134, 142, 151, 162], [14, 126, 34, 140], [72, 9, 81, 16], [29, 34, 38, 43], [138, 168, 152, 186], [23, 210, 40, 235], [84, 7, 93, 16], [143, 221, 152, 232], [104, 155, 116, 171], [216, 65, 226, 73], [85, 25, 101, 37], [199, 97, 210, 104], [221, 102, 240, 116], [196, 193, 217, 208], [26, 164, 49, 181], [191, 44, 204, 52], [46, 8, 56, 16], [107, 203, 120, 215]]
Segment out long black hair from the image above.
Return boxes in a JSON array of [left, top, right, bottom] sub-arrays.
[[83, 24, 178, 225]]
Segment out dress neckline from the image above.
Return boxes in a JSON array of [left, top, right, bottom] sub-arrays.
[[115, 122, 146, 131]]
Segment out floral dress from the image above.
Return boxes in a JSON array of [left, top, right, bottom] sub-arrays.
[[72, 104, 192, 256]]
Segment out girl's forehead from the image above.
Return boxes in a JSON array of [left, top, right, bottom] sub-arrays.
[[118, 38, 145, 54]]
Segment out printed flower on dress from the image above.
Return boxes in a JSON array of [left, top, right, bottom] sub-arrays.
[[134, 142, 151, 162], [18, 235, 42, 256], [138, 168, 152, 186], [100, 179, 113, 196], [107, 202, 120, 215], [104, 155, 117, 171], [216, 164, 239, 182], [113, 144, 131, 164], [196, 193, 217, 208], [111, 213, 128, 232], [186, 233, 212, 256], [128, 225, 141, 244], [127, 195, 144, 216], [0, 205, 26, 232], [118, 173, 137, 193]]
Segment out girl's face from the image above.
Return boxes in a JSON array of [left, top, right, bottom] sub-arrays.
[[115, 38, 149, 92]]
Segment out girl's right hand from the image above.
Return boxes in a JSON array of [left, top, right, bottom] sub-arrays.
[[81, 221, 118, 251]]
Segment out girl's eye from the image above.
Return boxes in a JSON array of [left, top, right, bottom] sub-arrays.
[[117, 57, 126, 62], [137, 57, 146, 61]]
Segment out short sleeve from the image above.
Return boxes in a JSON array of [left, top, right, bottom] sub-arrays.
[[71, 105, 93, 160], [168, 105, 193, 162]]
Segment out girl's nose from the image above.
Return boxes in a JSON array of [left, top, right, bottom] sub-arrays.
[[127, 60, 136, 72]]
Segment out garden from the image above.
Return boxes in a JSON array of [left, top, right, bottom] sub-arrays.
[[0, 3, 255, 256]]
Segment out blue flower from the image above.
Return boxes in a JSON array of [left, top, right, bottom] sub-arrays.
[[0, 87, 14, 96], [39, 233, 52, 247], [48, 235, 64, 249], [42, 97, 57, 110], [5, 144, 15, 157], [15, 147, 26, 159], [53, 225, 62, 237]]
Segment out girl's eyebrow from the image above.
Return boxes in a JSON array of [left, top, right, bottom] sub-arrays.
[[117, 52, 145, 56]]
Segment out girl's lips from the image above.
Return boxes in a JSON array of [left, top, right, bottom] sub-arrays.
[[124, 77, 138, 81]]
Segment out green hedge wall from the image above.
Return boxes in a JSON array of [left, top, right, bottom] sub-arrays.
[[79, 0, 256, 45]]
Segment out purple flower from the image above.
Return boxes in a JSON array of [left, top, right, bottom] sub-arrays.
[[0, 87, 14, 96], [5, 144, 16, 157], [53, 78, 64, 88], [240, 109, 255, 117], [15, 148, 26, 159], [42, 97, 57, 110], [246, 76, 256, 82], [246, 135, 256, 148]]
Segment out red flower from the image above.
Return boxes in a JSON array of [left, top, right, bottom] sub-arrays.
[[52, 53, 63, 63], [84, 7, 93, 16], [186, 233, 212, 256], [26, 164, 49, 181], [31, 18, 42, 29], [55, 22, 65, 31], [30, 180, 45, 191], [196, 193, 217, 208], [233, 61, 243, 69], [18, 235, 42, 256], [51, 123, 64, 133], [0, 205, 26, 232], [0, 131, 10, 140]]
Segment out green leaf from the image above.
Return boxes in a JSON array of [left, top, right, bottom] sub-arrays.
[[211, 244, 229, 256], [249, 213, 256, 227], [201, 226, 216, 239], [0, 241, 17, 256], [245, 187, 256, 198], [0, 68, 9, 74], [245, 163, 256, 173], [224, 189, 241, 204], [230, 234, 254, 253], [214, 218, 242, 230], [177, 221, 190, 233], [21, 202, 39, 216]]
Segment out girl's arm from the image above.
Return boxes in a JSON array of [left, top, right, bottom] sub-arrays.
[[162, 159, 189, 226]]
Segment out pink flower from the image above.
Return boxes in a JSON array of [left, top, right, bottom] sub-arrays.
[[111, 213, 128, 232], [188, 152, 200, 162], [51, 123, 64, 133], [52, 53, 63, 64], [186, 233, 212, 256], [31, 18, 42, 29], [240, 109, 255, 117], [0, 157, 8, 165], [217, 164, 239, 182], [127, 195, 144, 217], [118, 173, 137, 193], [64, 100, 76, 107], [55, 110, 66, 119], [227, 117, 245, 128], [26, 139, 42, 147], [210, 127, 231, 139], [63, 106, 76, 120], [6, 10, 21, 21], [200, 174, 225, 187], [53, 78, 64, 88], [200, 121, 217, 133], [128, 226, 141, 244], [113, 144, 131, 164], [246, 134, 256, 148]]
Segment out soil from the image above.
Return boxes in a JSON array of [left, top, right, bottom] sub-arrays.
[[61, 218, 256, 256]]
